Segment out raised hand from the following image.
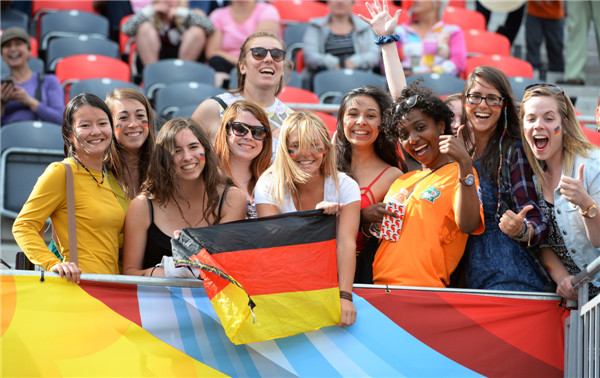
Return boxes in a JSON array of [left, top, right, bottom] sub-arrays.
[[358, 0, 402, 37], [559, 163, 592, 210], [499, 205, 533, 237], [439, 124, 471, 166]]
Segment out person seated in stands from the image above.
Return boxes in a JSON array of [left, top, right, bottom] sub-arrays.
[[121, 0, 214, 68], [371, 83, 484, 287], [254, 111, 360, 328], [302, 0, 381, 82], [443, 93, 463, 137], [192, 31, 294, 155], [205, 0, 281, 88], [214, 100, 273, 219], [393, 0, 466, 77], [521, 84, 600, 299], [13, 94, 124, 283], [122, 117, 246, 277], [1, 27, 64, 125]]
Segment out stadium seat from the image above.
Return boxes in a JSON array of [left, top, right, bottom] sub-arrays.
[[442, 6, 486, 31], [295, 49, 305, 73], [406, 73, 466, 97], [154, 82, 223, 119], [464, 29, 511, 57], [283, 22, 309, 63], [313, 69, 387, 103], [170, 104, 200, 119], [0, 120, 63, 219], [271, 0, 329, 24], [69, 78, 142, 101], [54, 54, 130, 101], [1, 8, 29, 30], [314, 111, 337, 137], [509, 76, 545, 102], [118, 14, 135, 57], [277, 86, 320, 104], [39, 10, 109, 51], [32, 0, 100, 42], [46, 35, 119, 72], [142, 59, 216, 102], [465, 54, 534, 79]]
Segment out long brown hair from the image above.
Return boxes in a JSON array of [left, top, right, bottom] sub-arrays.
[[232, 31, 293, 97], [214, 100, 272, 194], [141, 117, 229, 224], [104, 88, 156, 198]]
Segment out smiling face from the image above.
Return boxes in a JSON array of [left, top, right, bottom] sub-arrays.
[[227, 111, 264, 161], [239, 36, 284, 90], [522, 95, 564, 163], [446, 98, 462, 136], [112, 99, 150, 153], [287, 129, 326, 177], [172, 128, 206, 181], [70, 105, 113, 160], [399, 108, 446, 169], [464, 77, 503, 140], [1, 38, 29, 68], [342, 95, 381, 148]]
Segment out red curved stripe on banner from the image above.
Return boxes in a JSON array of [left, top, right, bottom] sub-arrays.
[[80, 280, 142, 327], [355, 288, 564, 377]]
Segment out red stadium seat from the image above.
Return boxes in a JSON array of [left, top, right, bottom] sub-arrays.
[[32, 0, 100, 42], [465, 54, 534, 79], [442, 6, 486, 31], [119, 14, 134, 56], [277, 86, 319, 104], [314, 111, 337, 137], [294, 49, 305, 73], [464, 29, 511, 57], [271, 0, 329, 24], [54, 54, 130, 101]]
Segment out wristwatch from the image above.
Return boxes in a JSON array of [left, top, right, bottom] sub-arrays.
[[580, 200, 598, 219], [458, 173, 475, 186]]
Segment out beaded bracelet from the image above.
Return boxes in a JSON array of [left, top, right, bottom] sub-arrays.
[[374, 34, 400, 45], [340, 290, 353, 302]]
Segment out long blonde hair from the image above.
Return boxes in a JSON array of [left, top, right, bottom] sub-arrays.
[[520, 86, 595, 192], [265, 112, 338, 210]]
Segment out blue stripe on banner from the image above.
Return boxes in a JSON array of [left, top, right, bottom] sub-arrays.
[[273, 333, 342, 377], [168, 287, 205, 360], [138, 285, 184, 350]]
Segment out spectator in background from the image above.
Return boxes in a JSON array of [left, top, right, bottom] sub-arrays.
[[476, 0, 526, 45], [121, 0, 214, 68], [443, 93, 463, 137], [302, 0, 381, 84], [206, 0, 281, 88], [525, 1, 564, 75], [558, 1, 600, 86], [1, 27, 64, 126], [393, 0, 466, 77]]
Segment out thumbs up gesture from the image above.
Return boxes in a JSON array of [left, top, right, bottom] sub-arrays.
[[558, 163, 592, 209], [499, 205, 533, 238], [439, 124, 471, 166]]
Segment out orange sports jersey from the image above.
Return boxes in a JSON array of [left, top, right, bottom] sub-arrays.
[[373, 163, 484, 287]]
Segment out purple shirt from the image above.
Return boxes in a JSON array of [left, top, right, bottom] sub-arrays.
[[1, 72, 64, 126]]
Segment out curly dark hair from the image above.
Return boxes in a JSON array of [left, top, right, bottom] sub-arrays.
[[383, 81, 454, 141], [335, 86, 406, 176]]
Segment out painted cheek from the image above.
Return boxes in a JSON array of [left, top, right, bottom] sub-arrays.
[[315, 147, 324, 155], [141, 120, 149, 128], [554, 125, 561, 135], [288, 148, 296, 157], [465, 102, 476, 109], [115, 124, 123, 130], [199, 153, 206, 162]]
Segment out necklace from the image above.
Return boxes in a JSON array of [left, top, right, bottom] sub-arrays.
[[74, 157, 105, 187], [174, 199, 205, 228]]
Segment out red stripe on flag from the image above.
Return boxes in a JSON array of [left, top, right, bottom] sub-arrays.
[[80, 280, 142, 327]]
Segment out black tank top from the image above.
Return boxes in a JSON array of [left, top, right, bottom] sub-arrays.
[[142, 186, 230, 269]]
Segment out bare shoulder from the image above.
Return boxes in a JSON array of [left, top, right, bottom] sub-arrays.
[[384, 166, 404, 182], [127, 195, 151, 221], [192, 98, 221, 140], [221, 185, 247, 222]]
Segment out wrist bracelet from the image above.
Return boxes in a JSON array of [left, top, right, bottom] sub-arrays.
[[150, 266, 158, 277], [340, 290, 353, 302], [374, 34, 400, 45]]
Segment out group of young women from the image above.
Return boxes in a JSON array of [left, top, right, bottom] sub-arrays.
[[11, 1, 600, 335]]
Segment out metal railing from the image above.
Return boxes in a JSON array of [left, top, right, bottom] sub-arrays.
[[564, 255, 600, 378]]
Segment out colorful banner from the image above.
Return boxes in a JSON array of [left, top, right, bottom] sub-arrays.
[[1, 273, 567, 377], [172, 210, 340, 345]]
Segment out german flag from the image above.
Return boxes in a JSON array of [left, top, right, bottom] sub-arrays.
[[172, 210, 341, 345]]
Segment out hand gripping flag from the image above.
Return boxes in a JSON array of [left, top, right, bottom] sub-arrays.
[[172, 210, 341, 345]]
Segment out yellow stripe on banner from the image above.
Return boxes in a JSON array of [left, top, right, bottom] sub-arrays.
[[212, 286, 341, 345], [0, 275, 226, 377]]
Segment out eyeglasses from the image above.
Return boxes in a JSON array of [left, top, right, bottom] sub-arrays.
[[249, 47, 286, 62], [466, 94, 504, 107], [228, 122, 269, 141], [524, 83, 564, 94]]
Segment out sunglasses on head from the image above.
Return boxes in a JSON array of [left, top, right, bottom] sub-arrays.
[[249, 47, 286, 62], [228, 122, 269, 141], [524, 83, 564, 94], [394, 95, 419, 114]]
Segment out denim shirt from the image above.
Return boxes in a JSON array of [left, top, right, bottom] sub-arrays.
[[552, 149, 600, 286]]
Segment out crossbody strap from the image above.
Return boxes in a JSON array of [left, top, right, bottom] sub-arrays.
[[63, 162, 78, 265]]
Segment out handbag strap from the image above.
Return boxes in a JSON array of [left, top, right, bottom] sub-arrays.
[[63, 162, 78, 265]]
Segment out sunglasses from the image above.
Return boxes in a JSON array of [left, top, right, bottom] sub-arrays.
[[228, 122, 269, 141], [249, 47, 286, 62], [524, 83, 564, 94], [394, 95, 419, 114]]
